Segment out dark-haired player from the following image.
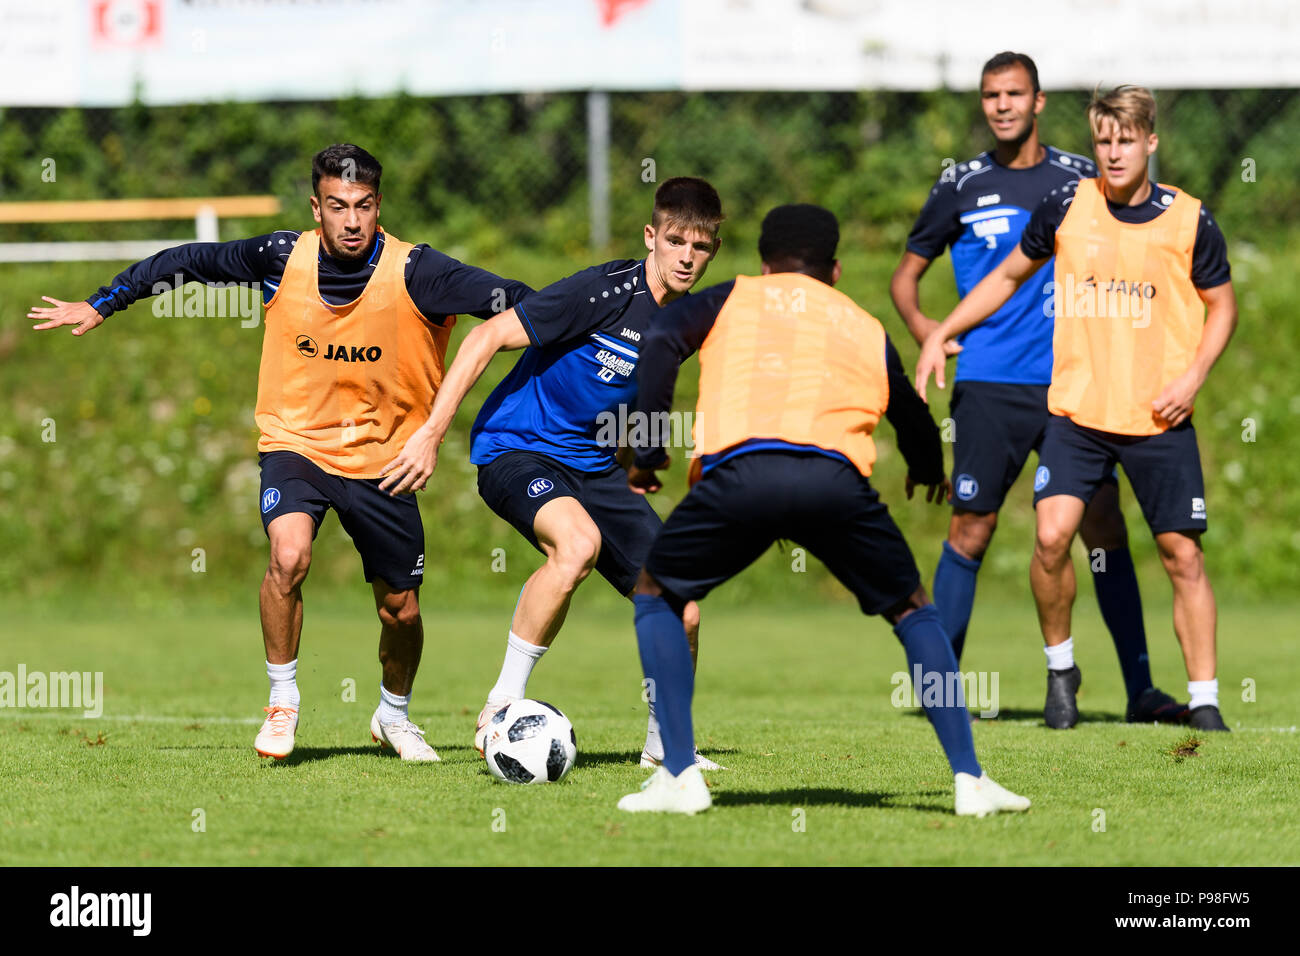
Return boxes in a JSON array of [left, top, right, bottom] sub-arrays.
[[616, 203, 1030, 815], [892, 52, 1184, 728], [917, 86, 1236, 731], [381, 178, 725, 767], [30, 144, 533, 760]]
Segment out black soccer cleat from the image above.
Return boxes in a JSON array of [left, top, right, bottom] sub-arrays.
[[1044, 665, 1082, 729], [1188, 704, 1230, 732], [1126, 686, 1190, 725]]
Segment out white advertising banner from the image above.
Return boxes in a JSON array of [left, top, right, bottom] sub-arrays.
[[3, 0, 1298, 106]]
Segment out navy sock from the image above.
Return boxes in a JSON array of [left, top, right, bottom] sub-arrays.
[[1090, 547, 1152, 702], [933, 541, 982, 662], [633, 594, 696, 776], [894, 604, 981, 778]]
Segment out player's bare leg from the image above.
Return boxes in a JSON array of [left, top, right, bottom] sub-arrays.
[[513, 496, 602, 647], [1155, 530, 1226, 730], [1155, 531, 1216, 679], [475, 497, 600, 754], [369, 581, 439, 760], [948, 509, 997, 561], [254, 512, 314, 758], [1077, 483, 1126, 552], [1030, 495, 1086, 642], [260, 512, 314, 665], [375, 582, 423, 695], [1031, 494, 1087, 728], [1081, 484, 1185, 722]]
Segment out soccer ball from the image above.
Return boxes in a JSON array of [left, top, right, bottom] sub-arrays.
[[483, 699, 577, 784]]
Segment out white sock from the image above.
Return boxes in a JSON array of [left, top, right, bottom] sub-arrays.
[[378, 684, 409, 725], [644, 704, 662, 760], [1044, 637, 1075, 671], [1188, 679, 1219, 710], [488, 631, 547, 702], [267, 659, 300, 708]]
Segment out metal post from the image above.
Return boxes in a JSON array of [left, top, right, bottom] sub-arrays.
[[587, 90, 610, 251], [195, 204, 219, 242]]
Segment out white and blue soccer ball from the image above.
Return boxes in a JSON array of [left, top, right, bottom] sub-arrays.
[[484, 699, 577, 784]]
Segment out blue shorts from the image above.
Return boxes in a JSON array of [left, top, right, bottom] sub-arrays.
[[948, 381, 1117, 512], [258, 451, 425, 590], [476, 450, 662, 595], [645, 451, 921, 617], [1033, 416, 1207, 535]]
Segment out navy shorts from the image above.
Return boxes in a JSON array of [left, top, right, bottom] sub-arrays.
[[645, 451, 922, 617], [949, 381, 1117, 512], [1033, 416, 1207, 535], [258, 451, 426, 590], [476, 450, 662, 595]]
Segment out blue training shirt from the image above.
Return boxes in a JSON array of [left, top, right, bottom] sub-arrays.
[[905, 145, 1097, 385], [471, 258, 669, 472]]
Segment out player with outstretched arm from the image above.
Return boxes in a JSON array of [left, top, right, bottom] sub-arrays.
[[916, 87, 1236, 731], [617, 204, 1031, 816], [891, 51, 1183, 728], [379, 178, 725, 768], [30, 144, 533, 760]]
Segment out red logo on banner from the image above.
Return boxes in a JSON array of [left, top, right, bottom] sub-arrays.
[[596, 0, 652, 27], [92, 0, 163, 47]]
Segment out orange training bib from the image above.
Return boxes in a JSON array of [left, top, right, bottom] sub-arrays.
[[693, 273, 889, 478], [1049, 178, 1203, 435], [255, 229, 454, 477]]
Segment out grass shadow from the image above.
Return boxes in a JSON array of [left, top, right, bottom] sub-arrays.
[[981, 707, 1126, 724], [900, 706, 1127, 724], [572, 747, 743, 769], [712, 787, 950, 812], [574, 749, 646, 768], [275, 745, 398, 765]]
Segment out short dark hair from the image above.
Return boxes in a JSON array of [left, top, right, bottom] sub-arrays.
[[651, 177, 724, 235], [758, 204, 839, 280], [312, 144, 382, 196], [980, 51, 1040, 95]]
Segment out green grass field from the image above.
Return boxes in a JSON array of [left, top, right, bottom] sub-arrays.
[[2, 596, 1296, 866]]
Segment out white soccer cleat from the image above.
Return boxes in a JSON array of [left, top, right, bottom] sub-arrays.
[[474, 697, 517, 758], [370, 708, 441, 762], [617, 764, 712, 815], [640, 748, 727, 771], [954, 772, 1031, 817], [254, 703, 299, 759]]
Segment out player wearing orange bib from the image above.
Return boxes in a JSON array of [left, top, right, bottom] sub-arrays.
[[30, 144, 533, 758], [916, 88, 1237, 731], [618, 205, 1030, 816]]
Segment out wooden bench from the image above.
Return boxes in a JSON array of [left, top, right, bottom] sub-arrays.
[[0, 195, 282, 262]]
